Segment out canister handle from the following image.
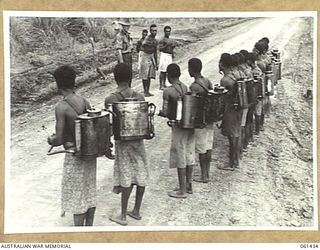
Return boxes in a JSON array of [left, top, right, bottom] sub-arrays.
[[146, 103, 156, 139], [167, 120, 174, 127]]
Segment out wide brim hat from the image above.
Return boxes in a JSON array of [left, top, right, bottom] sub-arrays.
[[118, 18, 131, 26]]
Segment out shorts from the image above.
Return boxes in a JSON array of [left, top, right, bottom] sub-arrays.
[[255, 99, 263, 116], [241, 108, 248, 127], [139, 51, 156, 80], [159, 52, 173, 72], [195, 123, 214, 154], [169, 126, 195, 169]]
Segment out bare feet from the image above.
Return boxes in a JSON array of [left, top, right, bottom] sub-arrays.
[[109, 214, 128, 226], [168, 190, 187, 198], [174, 186, 192, 194], [193, 177, 209, 183], [218, 165, 235, 171], [127, 211, 142, 220]]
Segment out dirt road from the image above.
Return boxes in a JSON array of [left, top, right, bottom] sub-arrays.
[[7, 16, 315, 232]]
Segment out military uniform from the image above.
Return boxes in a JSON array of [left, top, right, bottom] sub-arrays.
[[115, 30, 133, 85]]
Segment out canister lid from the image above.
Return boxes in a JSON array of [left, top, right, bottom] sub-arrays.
[[124, 98, 139, 102], [214, 86, 226, 93], [87, 108, 102, 117]]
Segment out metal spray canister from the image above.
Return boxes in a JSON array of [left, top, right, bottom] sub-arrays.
[[176, 96, 183, 121]]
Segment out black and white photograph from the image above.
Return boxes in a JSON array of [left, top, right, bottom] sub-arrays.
[[4, 11, 317, 233]]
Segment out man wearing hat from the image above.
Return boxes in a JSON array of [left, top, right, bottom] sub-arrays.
[[115, 18, 133, 87]]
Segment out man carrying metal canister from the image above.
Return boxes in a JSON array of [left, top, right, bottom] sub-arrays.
[[158, 25, 177, 90], [188, 58, 214, 183], [104, 63, 149, 226], [218, 53, 243, 170], [159, 63, 195, 198], [47, 65, 97, 226], [115, 18, 133, 87]]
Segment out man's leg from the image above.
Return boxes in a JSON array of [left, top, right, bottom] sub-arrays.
[[206, 149, 212, 178], [245, 124, 250, 146], [163, 72, 167, 88], [142, 80, 148, 96], [234, 136, 241, 168], [249, 122, 254, 142], [85, 207, 96, 226], [193, 153, 209, 183], [159, 72, 166, 90], [146, 78, 153, 96], [219, 136, 235, 171], [168, 168, 187, 198], [186, 165, 193, 194], [73, 212, 86, 226], [260, 114, 265, 131], [109, 186, 133, 225], [255, 115, 260, 135], [127, 186, 145, 220]]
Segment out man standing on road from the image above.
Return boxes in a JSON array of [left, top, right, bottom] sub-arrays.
[[136, 29, 148, 53], [139, 24, 158, 97], [105, 63, 149, 226], [219, 53, 243, 170], [189, 58, 213, 183], [47, 65, 97, 226], [247, 52, 264, 136], [253, 42, 268, 131], [136, 29, 148, 71], [115, 18, 133, 87], [240, 50, 255, 146], [158, 26, 176, 90], [159, 63, 195, 198]]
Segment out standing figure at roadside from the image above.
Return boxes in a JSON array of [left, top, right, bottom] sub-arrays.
[[136, 29, 148, 71], [188, 58, 213, 183], [219, 54, 243, 170], [139, 24, 158, 97], [159, 63, 195, 198], [253, 42, 268, 131], [258, 39, 273, 116], [239, 51, 254, 150], [105, 63, 149, 226], [259, 37, 272, 65], [47, 65, 97, 226], [247, 52, 264, 136], [136, 29, 148, 53], [115, 18, 133, 87], [240, 50, 256, 145], [158, 26, 177, 90]]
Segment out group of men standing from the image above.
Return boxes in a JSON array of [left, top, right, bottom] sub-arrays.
[[47, 18, 276, 227], [114, 18, 177, 96], [219, 37, 274, 171]]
